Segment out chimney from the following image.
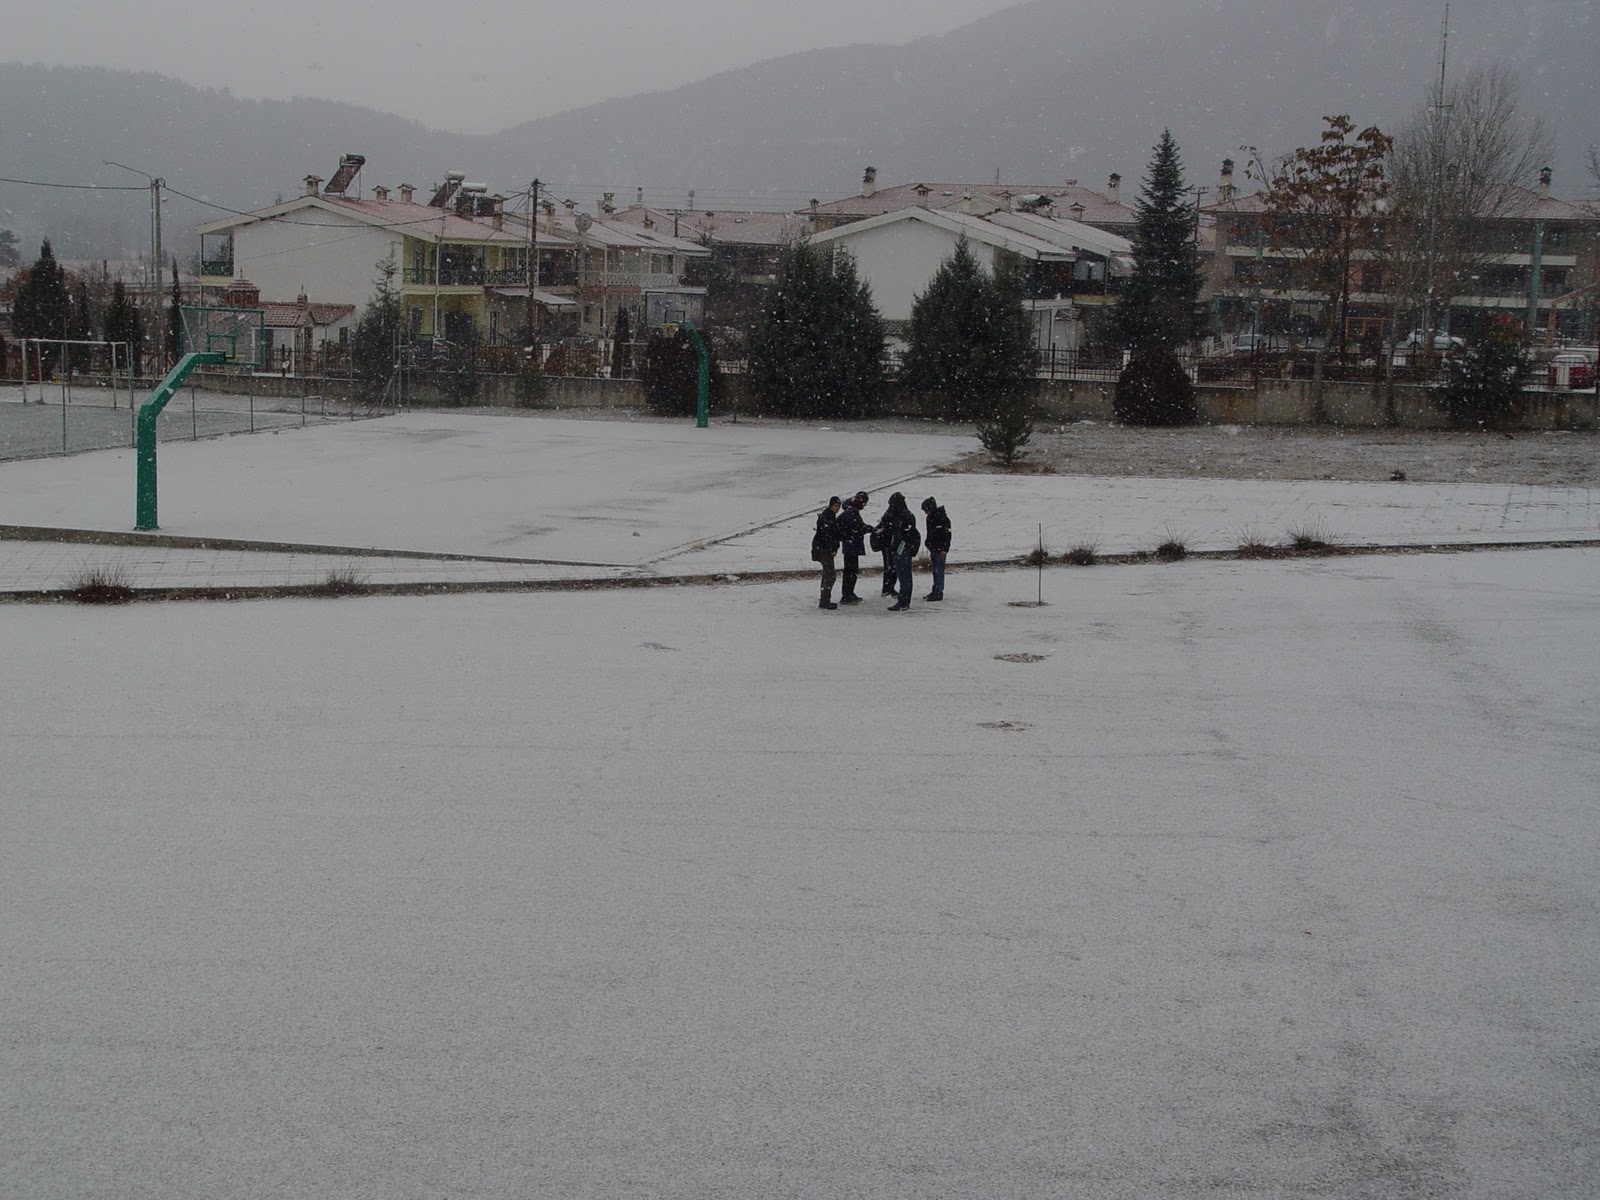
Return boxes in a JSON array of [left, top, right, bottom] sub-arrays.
[[643, 211, 654, 230], [913, 182, 932, 203], [862, 166, 878, 197], [373, 185, 390, 202], [1218, 159, 1236, 203], [543, 200, 556, 234], [304, 175, 323, 197], [1070, 202, 1086, 221], [636, 187, 644, 207], [1539, 166, 1552, 197], [999, 189, 1014, 211], [1107, 173, 1121, 204], [398, 184, 415, 204], [600, 192, 616, 215], [563, 198, 577, 215], [688, 189, 696, 210], [809, 198, 819, 221], [491, 194, 505, 230]]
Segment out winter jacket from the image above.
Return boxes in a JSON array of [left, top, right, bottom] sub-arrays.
[[811, 508, 842, 561], [878, 497, 921, 560], [836, 501, 870, 557], [924, 505, 952, 555]]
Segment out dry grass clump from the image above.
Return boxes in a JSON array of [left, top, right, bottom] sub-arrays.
[[306, 563, 372, 597], [65, 562, 136, 604]]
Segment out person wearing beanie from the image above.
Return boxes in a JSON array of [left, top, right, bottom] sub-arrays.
[[835, 490, 871, 604], [921, 496, 952, 601], [811, 496, 843, 610], [874, 492, 921, 611]]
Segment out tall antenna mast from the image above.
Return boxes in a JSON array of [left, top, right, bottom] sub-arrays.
[[1436, 2, 1450, 106]]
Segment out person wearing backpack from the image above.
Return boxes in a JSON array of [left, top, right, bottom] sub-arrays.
[[921, 497, 951, 601], [811, 496, 843, 610], [875, 492, 920, 611]]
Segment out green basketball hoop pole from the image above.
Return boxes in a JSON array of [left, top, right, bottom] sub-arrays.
[[684, 325, 710, 429], [136, 352, 223, 530]]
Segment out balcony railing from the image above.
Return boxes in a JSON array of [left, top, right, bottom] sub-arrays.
[[595, 271, 681, 289], [200, 258, 234, 277], [401, 266, 529, 287]]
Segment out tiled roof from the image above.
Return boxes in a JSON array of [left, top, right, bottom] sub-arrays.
[[198, 194, 527, 244], [612, 206, 809, 247], [813, 181, 1137, 228], [261, 302, 356, 328], [502, 210, 709, 255]]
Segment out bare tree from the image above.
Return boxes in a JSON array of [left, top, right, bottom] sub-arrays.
[[1382, 64, 1553, 349]]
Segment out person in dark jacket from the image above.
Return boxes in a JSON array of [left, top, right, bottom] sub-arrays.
[[921, 497, 952, 601], [874, 492, 920, 611], [835, 490, 870, 604], [811, 496, 843, 609]]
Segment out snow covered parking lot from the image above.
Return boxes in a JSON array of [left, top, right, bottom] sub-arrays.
[[4, 551, 1598, 1197]]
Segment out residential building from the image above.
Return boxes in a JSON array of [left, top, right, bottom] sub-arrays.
[[1204, 160, 1600, 345], [197, 169, 541, 347], [808, 205, 1132, 353]]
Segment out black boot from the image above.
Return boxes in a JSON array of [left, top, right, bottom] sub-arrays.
[[819, 590, 837, 610]]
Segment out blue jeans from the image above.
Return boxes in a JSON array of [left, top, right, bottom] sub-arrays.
[[930, 550, 946, 595], [894, 553, 913, 604]]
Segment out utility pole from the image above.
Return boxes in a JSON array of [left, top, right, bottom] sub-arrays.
[[104, 159, 164, 329], [527, 179, 540, 346]]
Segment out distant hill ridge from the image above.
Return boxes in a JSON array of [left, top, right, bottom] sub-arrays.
[[1, 0, 1591, 258]]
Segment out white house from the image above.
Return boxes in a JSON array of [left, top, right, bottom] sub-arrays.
[[808, 206, 1132, 352]]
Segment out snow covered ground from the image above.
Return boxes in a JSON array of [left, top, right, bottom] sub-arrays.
[[4, 552, 1598, 1197]]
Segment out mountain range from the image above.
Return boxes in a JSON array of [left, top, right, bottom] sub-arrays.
[[1, 0, 1593, 261]]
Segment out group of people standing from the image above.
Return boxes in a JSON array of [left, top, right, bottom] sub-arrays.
[[812, 490, 952, 611]]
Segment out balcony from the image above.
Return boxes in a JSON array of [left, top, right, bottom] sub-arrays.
[[596, 270, 681, 289], [200, 258, 234, 278], [402, 266, 529, 288]]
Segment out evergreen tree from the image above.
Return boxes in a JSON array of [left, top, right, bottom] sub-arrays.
[[351, 253, 404, 400], [901, 238, 1036, 424], [1437, 317, 1530, 427], [12, 240, 71, 373], [1115, 131, 1206, 348], [165, 261, 183, 365], [748, 240, 885, 418], [642, 328, 725, 417], [104, 281, 141, 376], [610, 307, 633, 378]]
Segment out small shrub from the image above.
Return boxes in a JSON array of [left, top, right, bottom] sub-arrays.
[[1023, 546, 1050, 567], [514, 355, 547, 408], [1114, 342, 1200, 426], [65, 561, 135, 604], [1236, 526, 1277, 558], [438, 346, 480, 405], [1286, 520, 1336, 555], [642, 329, 724, 417], [1063, 541, 1099, 566], [1154, 526, 1189, 562], [1436, 317, 1530, 427], [977, 389, 1036, 466], [308, 564, 371, 597]]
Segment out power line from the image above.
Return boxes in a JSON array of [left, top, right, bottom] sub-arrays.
[[0, 176, 147, 191]]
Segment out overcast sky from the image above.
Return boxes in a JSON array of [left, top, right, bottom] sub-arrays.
[[11, 0, 1024, 133]]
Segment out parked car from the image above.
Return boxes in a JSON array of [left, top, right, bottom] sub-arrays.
[[1547, 352, 1595, 391], [1402, 329, 1465, 353]]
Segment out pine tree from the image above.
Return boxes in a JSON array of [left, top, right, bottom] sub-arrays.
[[351, 253, 404, 400], [610, 307, 633, 378], [104, 281, 141, 375], [748, 240, 885, 418], [12, 240, 71, 373], [165, 261, 183, 365], [1115, 131, 1206, 348], [1438, 316, 1530, 427], [901, 238, 1036, 425]]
